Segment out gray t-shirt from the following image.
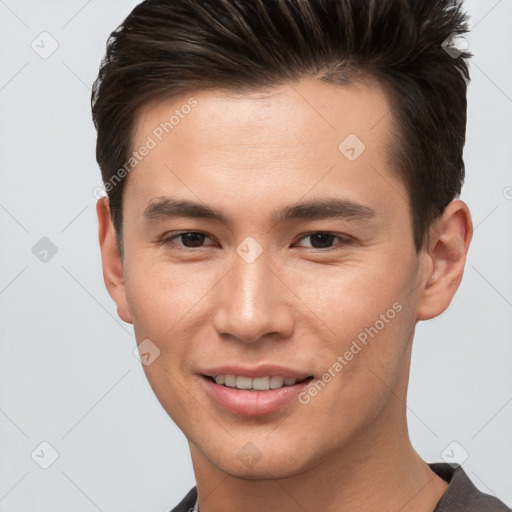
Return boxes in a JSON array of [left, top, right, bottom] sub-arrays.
[[169, 462, 510, 511]]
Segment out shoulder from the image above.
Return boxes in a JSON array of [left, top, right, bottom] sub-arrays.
[[168, 486, 197, 512], [429, 463, 510, 512], [167, 467, 511, 512]]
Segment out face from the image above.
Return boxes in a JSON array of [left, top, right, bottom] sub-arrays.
[[110, 78, 431, 478]]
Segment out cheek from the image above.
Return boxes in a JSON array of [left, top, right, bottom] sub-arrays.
[[287, 260, 415, 392], [288, 257, 411, 331], [124, 259, 208, 424], [124, 256, 218, 337]]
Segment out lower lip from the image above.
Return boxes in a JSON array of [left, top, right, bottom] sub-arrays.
[[201, 376, 313, 416]]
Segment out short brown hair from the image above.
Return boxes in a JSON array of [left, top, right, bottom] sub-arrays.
[[91, 0, 472, 255]]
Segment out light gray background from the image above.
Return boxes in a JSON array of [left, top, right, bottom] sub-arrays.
[[0, 1, 511, 510]]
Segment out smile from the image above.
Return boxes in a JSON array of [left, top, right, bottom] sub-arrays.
[[201, 375, 314, 415], [208, 374, 312, 391]]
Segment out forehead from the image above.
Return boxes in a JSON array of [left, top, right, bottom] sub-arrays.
[[133, 77, 393, 159], [126, 78, 404, 223]]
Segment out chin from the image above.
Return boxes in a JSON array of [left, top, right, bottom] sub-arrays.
[[201, 438, 317, 481], [218, 457, 309, 481]]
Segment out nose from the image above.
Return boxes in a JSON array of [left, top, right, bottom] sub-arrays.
[[212, 250, 295, 344]]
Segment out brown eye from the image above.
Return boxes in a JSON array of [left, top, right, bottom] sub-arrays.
[[161, 232, 212, 248], [307, 233, 337, 249], [295, 232, 353, 249]]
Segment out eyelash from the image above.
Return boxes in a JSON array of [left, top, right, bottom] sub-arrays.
[[159, 231, 354, 251]]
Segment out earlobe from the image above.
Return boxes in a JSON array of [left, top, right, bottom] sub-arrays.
[[96, 198, 133, 324], [416, 200, 473, 321]]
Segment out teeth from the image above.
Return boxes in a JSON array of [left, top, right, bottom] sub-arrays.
[[270, 376, 284, 389], [235, 376, 253, 389], [224, 375, 236, 387], [253, 377, 270, 390], [213, 374, 301, 390]]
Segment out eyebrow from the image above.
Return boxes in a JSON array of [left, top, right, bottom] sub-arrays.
[[143, 196, 377, 227]]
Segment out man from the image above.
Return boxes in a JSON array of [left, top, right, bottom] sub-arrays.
[[91, 0, 510, 510]]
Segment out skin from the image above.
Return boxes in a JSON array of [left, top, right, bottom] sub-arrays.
[[97, 77, 473, 512]]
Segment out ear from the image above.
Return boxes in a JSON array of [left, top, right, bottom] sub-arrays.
[[96, 197, 133, 324], [416, 200, 473, 321]]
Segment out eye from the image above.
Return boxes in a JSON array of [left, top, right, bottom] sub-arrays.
[[159, 231, 353, 250], [160, 231, 215, 248], [294, 232, 353, 249]]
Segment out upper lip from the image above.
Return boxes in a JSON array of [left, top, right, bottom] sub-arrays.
[[201, 364, 313, 380]]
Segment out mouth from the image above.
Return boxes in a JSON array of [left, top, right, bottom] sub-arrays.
[[200, 374, 315, 416], [202, 374, 314, 391]]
